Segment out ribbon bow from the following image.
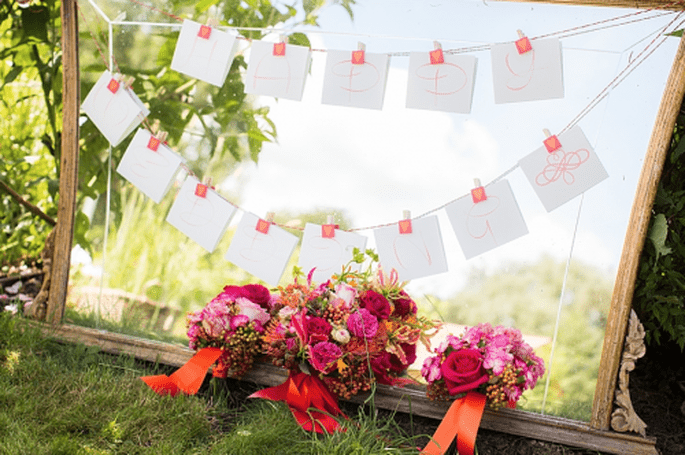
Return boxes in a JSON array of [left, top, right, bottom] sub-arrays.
[[249, 368, 346, 434], [140, 347, 223, 396], [422, 392, 486, 455]]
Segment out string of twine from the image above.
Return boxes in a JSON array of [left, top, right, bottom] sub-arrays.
[[76, 0, 684, 232]]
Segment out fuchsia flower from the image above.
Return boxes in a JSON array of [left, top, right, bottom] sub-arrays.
[[392, 291, 417, 317], [347, 308, 379, 339], [309, 342, 342, 373]]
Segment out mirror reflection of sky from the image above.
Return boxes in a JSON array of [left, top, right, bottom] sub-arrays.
[[221, 0, 682, 297]]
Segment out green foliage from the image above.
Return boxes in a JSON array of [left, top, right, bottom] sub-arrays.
[[0, 0, 354, 268], [0, 1, 61, 269], [633, 99, 685, 351]]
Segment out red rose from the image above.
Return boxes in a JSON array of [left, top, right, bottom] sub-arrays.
[[371, 351, 394, 385], [359, 290, 391, 320], [306, 316, 332, 343], [441, 349, 489, 395], [392, 291, 417, 317]]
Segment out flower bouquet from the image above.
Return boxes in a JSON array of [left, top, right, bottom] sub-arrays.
[[253, 249, 440, 432], [141, 283, 275, 396], [420, 323, 545, 455], [186, 283, 275, 378]]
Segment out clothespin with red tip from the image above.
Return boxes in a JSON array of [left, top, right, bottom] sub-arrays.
[[107, 76, 121, 94], [273, 35, 288, 56], [198, 18, 219, 39], [147, 131, 167, 151], [322, 215, 338, 239], [398, 210, 412, 235], [256, 212, 275, 234], [430, 41, 444, 65], [515, 30, 532, 55], [195, 177, 212, 198], [352, 42, 365, 65], [471, 178, 487, 204], [543, 128, 562, 153], [147, 120, 167, 151]]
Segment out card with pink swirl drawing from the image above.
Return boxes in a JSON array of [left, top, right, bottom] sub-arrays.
[[519, 125, 608, 212]]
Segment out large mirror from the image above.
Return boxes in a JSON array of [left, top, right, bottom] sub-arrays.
[[67, 0, 683, 428]]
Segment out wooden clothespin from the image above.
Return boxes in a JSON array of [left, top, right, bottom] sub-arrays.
[[430, 41, 444, 65], [352, 42, 366, 65], [322, 215, 338, 238], [273, 34, 288, 56], [543, 128, 561, 153], [256, 212, 275, 234], [515, 29, 532, 54], [471, 178, 487, 204], [399, 210, 412, 234]]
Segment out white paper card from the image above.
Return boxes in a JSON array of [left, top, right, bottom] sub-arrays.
[[519, 125, 609, 212], [445, 179, 528, 260], [321, 50, 390, 110], [225, 212, 299, 286], [373, 215, 448, 281], [298, 223, 368, 283], [491, 37, 564, 104], [81, 70, 150, 146], [170, 20, 239, 87], [116, 129, 183, 203], [165, 176, 236, 252], [244, 40, 311, 101], [406, 52, 477, 113]]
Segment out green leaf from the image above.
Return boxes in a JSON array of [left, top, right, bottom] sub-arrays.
[[21, 7, 49, 42], [3, 65, 23, 85], [649, 213, 673, 259], [195, 0, 221, 14]]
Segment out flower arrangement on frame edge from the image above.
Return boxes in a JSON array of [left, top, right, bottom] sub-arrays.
[[419, 323, 545, 455], [252, 249, 441, 432]]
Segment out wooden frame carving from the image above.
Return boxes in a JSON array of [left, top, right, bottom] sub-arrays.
[[49, 0, 685, 453]]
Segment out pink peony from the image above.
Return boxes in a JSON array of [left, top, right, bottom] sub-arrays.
[[309, 342, 342, 373], [347, 308, 379, 339]]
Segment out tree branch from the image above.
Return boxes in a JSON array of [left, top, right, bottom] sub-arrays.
[[0, 179, 56, 226]]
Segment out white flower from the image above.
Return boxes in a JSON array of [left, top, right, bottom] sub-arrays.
[[331, 327, 351, 344]]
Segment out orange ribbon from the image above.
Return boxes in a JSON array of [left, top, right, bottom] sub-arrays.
[[249, 369, 346, 434], [140, 347, 223, 396], [421, 392, 487, 455]]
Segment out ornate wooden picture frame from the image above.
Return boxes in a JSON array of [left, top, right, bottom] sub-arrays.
[[46, 1, 685, 453]]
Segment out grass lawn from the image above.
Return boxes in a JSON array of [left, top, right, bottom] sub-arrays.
[[0, 311, 422, 455]]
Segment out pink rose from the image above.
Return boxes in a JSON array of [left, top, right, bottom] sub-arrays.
[[359, 290, 391, 320], [441, 349, 490, 395]]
